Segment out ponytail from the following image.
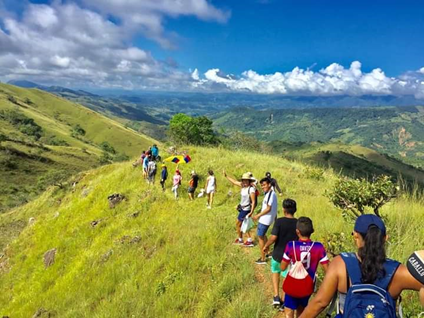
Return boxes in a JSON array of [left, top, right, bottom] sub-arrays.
[[357, 225, 386, 283]]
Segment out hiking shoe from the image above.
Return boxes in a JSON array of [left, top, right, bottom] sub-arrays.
[[243, 241, 254, 247], [279, 302, 285, 311], [255, 258, 267, 265], [233, 238, 244, 245], [272, 296, 281, 308]]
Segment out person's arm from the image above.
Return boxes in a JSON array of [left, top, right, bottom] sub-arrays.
[[223, 171, 242, 187], [299, 256, 342, 318], [391, 264, 424, 297], [281, 259, 289, 271], [263, 234, 277, 253], [274, 179, 283, 194], [253, 204, 271, 221], [247, 191, 257, 217], [321, 262, 329, 273]]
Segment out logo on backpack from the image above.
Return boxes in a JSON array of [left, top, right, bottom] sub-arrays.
[[340, 253, 400, 318]]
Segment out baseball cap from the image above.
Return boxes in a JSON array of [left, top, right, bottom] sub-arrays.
[[407, 250, 424, 285], [354, 214, 386, 236]]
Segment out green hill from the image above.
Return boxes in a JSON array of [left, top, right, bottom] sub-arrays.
[[1, 147, 423, 317], [213, 106, 424, 169], [269, 141, 424, 187], [0, 83, 157, 212]]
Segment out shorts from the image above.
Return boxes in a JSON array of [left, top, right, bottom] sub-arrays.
[[270, 257, 290, 278], [237, 209, 250, 222], [284, 294, 311, 310], [257, 223, 270, 237], [206, 187, 215, 194], [188, 186, 196, 193]]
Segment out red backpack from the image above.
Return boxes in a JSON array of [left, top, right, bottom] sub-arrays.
[[283, 241, 315, 298]]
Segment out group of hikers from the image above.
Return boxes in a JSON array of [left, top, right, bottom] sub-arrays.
[[137, 147, 424, 317], [223, 171, 424, 317]]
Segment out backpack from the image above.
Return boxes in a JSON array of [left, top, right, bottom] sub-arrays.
[[249, 186, 260, 207], [340, 252, 400, 318], [283, 241, 315, 298], [148, 161, 157, 174]]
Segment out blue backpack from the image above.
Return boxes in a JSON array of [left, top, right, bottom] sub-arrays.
[[340, 252, 401, 318]]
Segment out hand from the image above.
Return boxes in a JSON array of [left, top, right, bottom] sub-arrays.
[[252, 215, 259, 221], [263, 246, 269, 254]]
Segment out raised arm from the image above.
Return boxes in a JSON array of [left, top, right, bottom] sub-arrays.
[[299, 256, 342, 318], [223, 170, 242, 187]]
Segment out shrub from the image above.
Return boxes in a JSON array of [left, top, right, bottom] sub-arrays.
[[327, 175, 398, 219], [303, 166, 325, 181], [72, 124, 86, 136], [168, 114, 217, 146], [47, 136, 69, 146], [99, 152, 113, 165], [0, 110, 43, 140], [100, 141, 116, 154]]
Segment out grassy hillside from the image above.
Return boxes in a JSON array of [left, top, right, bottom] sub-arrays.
[[0, 83, 157, 212], [1, 147, 423, 317], [213, 106, 424, 169], [269, 141, 424, 187]]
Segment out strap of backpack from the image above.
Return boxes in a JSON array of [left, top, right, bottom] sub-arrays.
[[293, 241, 297, 262], [325, 292, 338, 318], [376, 258, 401, 290], [266, 190, 273, 205], [340, 252, 362, 285]]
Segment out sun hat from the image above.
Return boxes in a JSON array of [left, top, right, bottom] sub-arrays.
[[354, 214, 386, 236], [407, 250, 424, 285], [241, 172, 254, 180]]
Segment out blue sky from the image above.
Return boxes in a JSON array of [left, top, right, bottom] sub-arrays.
[[141, 0, 424, 76], [1, 0, 424, 96]]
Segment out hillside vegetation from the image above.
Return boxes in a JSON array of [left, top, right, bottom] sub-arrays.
[[0, 83, 157, 212], [1, 147, 423, 317], [213, 106, 424, 169]]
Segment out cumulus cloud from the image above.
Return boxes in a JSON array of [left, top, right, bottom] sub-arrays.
[[193, 61, 424, 98], [0, 1, 227, 89]]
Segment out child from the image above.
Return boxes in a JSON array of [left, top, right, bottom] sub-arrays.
[[160, 164, 168, 191], [281, 217, 329, 318], [172, 169, 182, 199], [262, 198, 298, 309], [205, 170, 216, 209]]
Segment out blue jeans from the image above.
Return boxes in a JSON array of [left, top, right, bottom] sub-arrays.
[[257, 223, 270, 237]]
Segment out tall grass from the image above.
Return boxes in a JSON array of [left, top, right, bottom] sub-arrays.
[[0, 146, 423, 317]]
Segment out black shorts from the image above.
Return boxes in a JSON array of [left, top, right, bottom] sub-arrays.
[[188, 186, 196, 193]]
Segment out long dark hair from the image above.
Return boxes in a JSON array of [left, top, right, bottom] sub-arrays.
[[357, 225, 386, 283]]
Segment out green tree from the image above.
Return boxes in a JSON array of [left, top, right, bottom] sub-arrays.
[[168, 114, 217, 145], [327, 175, 398, 219]]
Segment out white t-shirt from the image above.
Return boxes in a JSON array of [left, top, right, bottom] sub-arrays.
[[206, 176, 216, 193], [259, 190, 277, 226], [240, 186, 255, 211]]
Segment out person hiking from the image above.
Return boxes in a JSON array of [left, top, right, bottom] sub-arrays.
[[281, 217, 329, 318], [142, 154, 150, 179], [407, 250, 424, 305], [172, 169, 182, 200], [265, 172, 283, 196], [263, 198, 298, 310], [151, 144, 159, 161], [299, 214, 424, 318], [223, 171, 257, 247], [147, 158, 157, 184], [188, 170, 199, 201], [205, 170, 216, 209], [160, 164, 168, 191], [253, 177, 278, 265]]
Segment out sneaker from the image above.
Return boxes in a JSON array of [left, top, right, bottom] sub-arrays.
[[243, 241, 254, 247], [272, 296, 281, 308], [233, 238, 244, 245], [266, 254, 272, 259], [279, 302, 285, 311], [207, 206, 212, 209], [255, 258, 267, 265]]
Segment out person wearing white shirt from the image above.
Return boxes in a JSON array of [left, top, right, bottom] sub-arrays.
[[253, 177, 278, 265]]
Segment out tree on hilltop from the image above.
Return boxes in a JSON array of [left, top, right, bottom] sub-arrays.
[[168, 113, 217, 146]]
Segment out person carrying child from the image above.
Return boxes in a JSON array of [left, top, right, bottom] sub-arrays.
[[281, 217, 329, 318]]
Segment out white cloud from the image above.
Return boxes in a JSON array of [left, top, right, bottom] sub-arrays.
[[192, 61, 424, 98], [0, 1, 227, 89]]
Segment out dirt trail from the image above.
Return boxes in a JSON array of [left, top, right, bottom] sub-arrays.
[[241, 245, 285, 318]]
